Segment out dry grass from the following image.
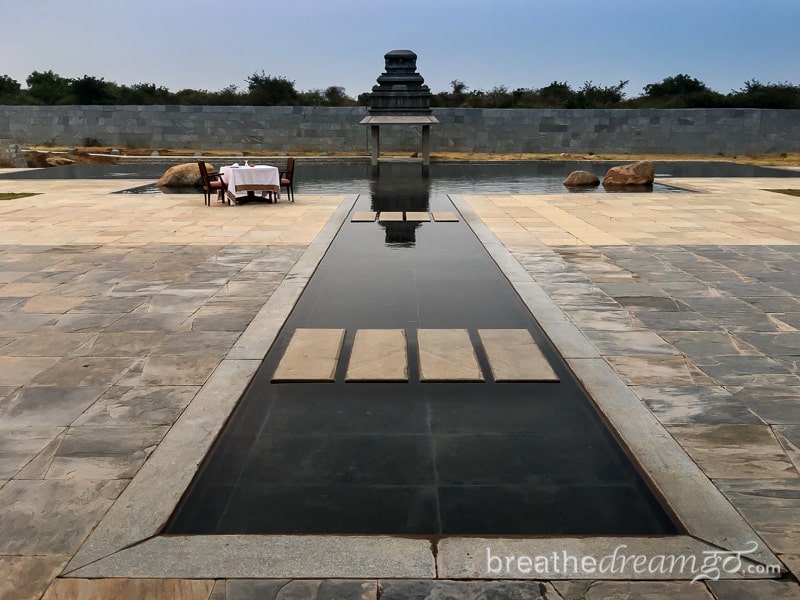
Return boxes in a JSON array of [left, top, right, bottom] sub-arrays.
[[0, 192, 40, 201], [22, 146, 800, 168], [765, 189, 800, 197]]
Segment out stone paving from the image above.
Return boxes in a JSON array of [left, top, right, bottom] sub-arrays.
[[0, 177, 344, 600], [2, 172, 800, 598]]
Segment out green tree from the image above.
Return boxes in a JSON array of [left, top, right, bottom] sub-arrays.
[[69, 75, 115, 104], [298, 89, 326, 106], [638, 74, 726, 108], [209, 84, 242, 105], [246, 72, 299, 105], [729, 79, 800, 109], [0, 75, 21, 96], [536, 81, 576, 108], [25, 70, 71, 104], [323, 85, 352, 106], [574, 80, 628, 108], [357, 91, 371, 106], [117, 82, 175, 104]]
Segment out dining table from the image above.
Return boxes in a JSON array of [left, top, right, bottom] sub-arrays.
[[219, 164, 280, 205]]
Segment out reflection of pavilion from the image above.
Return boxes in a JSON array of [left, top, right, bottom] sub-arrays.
[[370, 163, 431, 246]]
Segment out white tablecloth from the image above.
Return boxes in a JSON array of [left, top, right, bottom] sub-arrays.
[[219, 165, 280, 204]]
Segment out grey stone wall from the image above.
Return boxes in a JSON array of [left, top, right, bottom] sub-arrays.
[[1, 105, 798, 155]]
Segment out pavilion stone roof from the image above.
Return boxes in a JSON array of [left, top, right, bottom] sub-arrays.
[[368, 49, 432, 116]]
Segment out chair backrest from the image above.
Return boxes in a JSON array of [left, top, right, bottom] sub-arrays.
[[197, 160, 211, 187], [284, 157, 295, 181]]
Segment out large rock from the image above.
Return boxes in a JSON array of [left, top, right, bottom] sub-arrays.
[[563, 170, 600, 186], [603, 160, 654, 186], [45, 156, 76, 167], [157, 162, 215, 187]]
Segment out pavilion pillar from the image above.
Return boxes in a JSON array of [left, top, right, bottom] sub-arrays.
[[370, 125, 380, 167], [421, 124, 431, 167]]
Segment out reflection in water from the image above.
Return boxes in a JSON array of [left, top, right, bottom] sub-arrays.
[[370, 163, 431, 246]]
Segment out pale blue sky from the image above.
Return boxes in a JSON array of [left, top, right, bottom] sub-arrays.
[[1, 0, 798, 98]]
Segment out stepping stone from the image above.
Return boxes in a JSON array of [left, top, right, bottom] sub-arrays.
[[346, 329, 408, 381], [272, 328, 345, 382], [417, 329, 483, 382], [432, 211, 459, 222], [479, 329, 559, 382], [351, 211, 377, 222], [405, 212, 431, 222], [378, 212, 404, 222]]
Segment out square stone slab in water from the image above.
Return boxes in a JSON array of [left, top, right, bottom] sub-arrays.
[[378, 212, 404, 222], [479, 329, 559, 382], [351, 212, 377, 222], [272, 328, 345, 382], [346, 329, 408, 382], [417, 329, 483, 382], [432, 212, 459, 222], [405, 212, 431, 222]]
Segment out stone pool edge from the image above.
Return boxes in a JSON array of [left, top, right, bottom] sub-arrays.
[[60, 191, 783, 581]]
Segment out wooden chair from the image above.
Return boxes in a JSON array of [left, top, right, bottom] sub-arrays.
[[280, 157, 295, 202], [197, 160, 226, 206]]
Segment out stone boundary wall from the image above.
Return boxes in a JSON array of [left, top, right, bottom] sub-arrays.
[[2, 105, 799, 154]]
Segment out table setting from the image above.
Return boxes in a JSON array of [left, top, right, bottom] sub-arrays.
[[219, 163, 280, 205]]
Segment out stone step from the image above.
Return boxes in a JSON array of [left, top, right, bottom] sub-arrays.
[[351, 212, 458, 223], [272, 328, 345, 382], [272, 328, 558, 384]]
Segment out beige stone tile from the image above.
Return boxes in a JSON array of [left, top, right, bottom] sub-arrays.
[[780, 554, 800, 581], [405, 211, 430, 222], [378, 212, 404, 222], [605, 355, 696, 386], [707, 580, 800, 599], [0, 426, 64, 479], [0, 282, 58, 297], [351, 211, 377, 222], [478, 328, 558, 382], [669, 425, 797, 479], [20, 296, 87, 314], [41, 578, 214, 600], [0, 479, 127, 554], [432, 212, 459, 222], [418, 329, 483, 382], [31, 357, 136, 387], [0, 357, 61, 386], [139, 355, 219, 386], [558, 581, 715, 599], [0, 555, 70, 600], [346, 329, 408, 382], [272, 328, 345, 382]]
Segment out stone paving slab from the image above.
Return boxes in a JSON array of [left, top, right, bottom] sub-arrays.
[[432, 211, 459, 222], [417, 329, 483, 381], [67, 535, 436, 579], [346, 329, 408, 382], [0, 555, 71, 600], [405, 211, 431, 222], [272, 328, 346, 382], [351, 211, 377, 222], [41, 578, 214, 600], [377, 211, 403, 222], [438, 536, 772, 580], [0, 183, 347, 595], [478, 328, 559, 382]]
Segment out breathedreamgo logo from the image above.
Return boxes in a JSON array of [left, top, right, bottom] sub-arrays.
[[486, 541, 781, 582]]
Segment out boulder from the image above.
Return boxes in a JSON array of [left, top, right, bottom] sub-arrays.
[[157, 162, 215, 187], [45, 156, 76, 166], [603, 161, 654, 186], [563, 170, 600, 187]]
